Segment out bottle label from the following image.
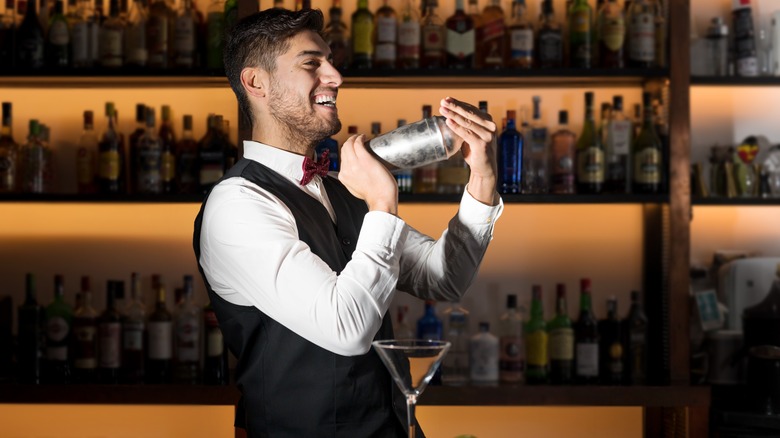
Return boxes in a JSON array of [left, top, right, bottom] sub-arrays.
[[49, 20, 70, 46], [538, 30, 562, 65], [509, 28, 534, 60], [99, 150, 120, 180], [398, 21, 421, 59], [99, 28, 123, 67], [73, 322, 97, 369], [634, 147, 661, 184], [139, 146, 162, 190], [123, 320, 144, 351], [0, 155, 15, 190], [176, 316, 199, 362], [609, 341, 624, 375], [575, 342, 598, 377], [46, 316, 69, 361], [471, 337, 499, 381], [422, 25, 445, 54], [174, 16, 196, 57], [576, 146, 605, 183], [549, 328, 574, 360], [480, 17, 506, 43], [571, 10, 590, 33], [72, 22, 89, 63], [530, 127, 548, 151], [47, 345, 68, 361], [148, 321, 173, 360], [99, 322, 121, 368], [629, 12, 655, 62], [600, 16, 625, 51], [199, 163, 224, 186], [126, 25, 148, 65], [498, 335, 524, 373], [376, 16, 397, 44], [607, 120, 632, 156], [446, 28, 475, 59], [207, 330, 224, 357], [352, 19, 373, 55], [525, 330, 548, 366], [161, 151, 176, 182], [147, 15, 169, 64]]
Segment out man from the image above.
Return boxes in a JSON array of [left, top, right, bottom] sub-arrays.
[[193, 8, 503, 438]]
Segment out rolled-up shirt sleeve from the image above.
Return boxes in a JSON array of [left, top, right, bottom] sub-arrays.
[[396, 185, 503, 302], [199, 180, 408, 356]]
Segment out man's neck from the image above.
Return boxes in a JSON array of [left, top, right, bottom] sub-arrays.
[[251, 120, 317, 157]]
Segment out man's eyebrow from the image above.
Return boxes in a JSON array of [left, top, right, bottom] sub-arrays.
[[296, 50, 327, 58]]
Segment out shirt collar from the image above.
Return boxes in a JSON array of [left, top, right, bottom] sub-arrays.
[[242, 140, 316, 185]]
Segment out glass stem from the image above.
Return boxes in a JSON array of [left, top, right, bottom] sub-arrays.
[[406, 394, 418, 438]]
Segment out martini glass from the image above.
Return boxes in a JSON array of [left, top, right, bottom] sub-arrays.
[[372, 339, 451, 438]]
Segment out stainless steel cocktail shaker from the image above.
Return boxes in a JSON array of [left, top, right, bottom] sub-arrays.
[[365, 116, 463, 170]]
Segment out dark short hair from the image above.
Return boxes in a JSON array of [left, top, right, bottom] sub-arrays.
[[224, 9, 325, 130]]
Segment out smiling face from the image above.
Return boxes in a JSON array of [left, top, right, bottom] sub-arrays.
[[266, 30, 343, 151]]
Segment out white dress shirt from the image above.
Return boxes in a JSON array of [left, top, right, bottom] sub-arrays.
[[199, 140, 503, 356]]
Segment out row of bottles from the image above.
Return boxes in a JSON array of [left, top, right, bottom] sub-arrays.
[[326, 0, 667, 71], [0, 0, 235, 71], [11, 272, 229, 385], [496, 90, 666, 195], [0, 101, 237, 195], [396, 279, 649, 386]]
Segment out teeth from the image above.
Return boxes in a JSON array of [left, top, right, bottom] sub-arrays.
[[315, 95, 336, 105]]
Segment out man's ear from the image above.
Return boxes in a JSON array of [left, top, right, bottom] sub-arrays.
[[240, 67, 268, 99]]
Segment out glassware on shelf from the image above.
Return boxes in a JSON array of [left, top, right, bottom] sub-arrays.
[[762, 145, 780, 197], [372, 339, 450, 438], [705, 17, 728, 77]]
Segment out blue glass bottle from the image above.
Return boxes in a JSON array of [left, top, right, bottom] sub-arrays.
[[416, 299, 443, 385], [498, 110, 523, 194], [315, 136, 339, 171]]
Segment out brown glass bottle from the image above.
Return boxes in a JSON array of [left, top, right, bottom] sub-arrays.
[[477, 0, 506, 69], [98, 102, 126, 194], [159, 105, 177, 193], [176, 114, 199, 194], [574, 278, 599, 384]]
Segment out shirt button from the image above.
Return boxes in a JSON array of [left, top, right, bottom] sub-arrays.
[[342, 237, 351, 246]]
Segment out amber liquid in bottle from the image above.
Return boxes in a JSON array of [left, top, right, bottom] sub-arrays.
[[477, 0, 506, 69]]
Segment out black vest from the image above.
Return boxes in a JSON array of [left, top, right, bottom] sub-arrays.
[[193, 159, 411, 437]]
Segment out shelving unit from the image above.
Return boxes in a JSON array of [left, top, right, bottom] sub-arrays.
[[692, 197, 780, 206]]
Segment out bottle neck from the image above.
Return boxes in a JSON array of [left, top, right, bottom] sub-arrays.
[[556, 296, 567, 316], [530, 299, 543, 319], [579, 292, 592, 314]]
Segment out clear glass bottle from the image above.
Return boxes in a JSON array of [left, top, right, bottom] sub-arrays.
[[522, 96, 549, 194], [507, 0, 533, 69], [498, 294, 524, 383], [497, 109, 522, 194], [373, 0, 397, 69], [394, 304, 415, 339], [350, 0, 373, 69], [605, 95, 632, 193], [470, 321, 499, 384], [420, 0, 445, 69], [174, 275, 201, 384], [705, 16, 728, 77], [477, 0, 505, 69], [121, 272, 146, 384], [0, 101, 19, 193], [550, 110, 576, 194], [124, 0, 147, 68], [397, 0, 420, 69], [536, 0, 562, 68], [323, 0, 349, 71], [441, 302, 469, 386]]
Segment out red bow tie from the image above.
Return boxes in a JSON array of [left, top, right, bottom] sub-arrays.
[[300, 150, 330, 185]]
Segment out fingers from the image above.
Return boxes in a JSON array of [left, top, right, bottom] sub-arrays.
[[439, 97, 496, 143], [339, 134, 360, 164]]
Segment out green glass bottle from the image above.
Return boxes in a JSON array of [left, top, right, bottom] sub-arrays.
[[45, 0, 70, 68], [567, 0, 593, 68], [206, 0, 225, 70], [44, 274, 73, 384], [632, 91, 663, 194], [548, 283, 574, 384], [223, 0, 237, 37], [18, 273, 42, 384], [351, 0, 374, 69], [524, 285, 548, 384], [575, 91, 604, 194]]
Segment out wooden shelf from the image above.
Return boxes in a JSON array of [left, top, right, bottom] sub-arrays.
[[692, 197, 780, 206], [0, 383, 710, 407], [690, 76, 780, 87], [0, 71, 228, 88]]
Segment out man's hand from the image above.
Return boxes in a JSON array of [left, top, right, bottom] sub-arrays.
[[338, 134, 399, 215], [439, 97, 499, 206]]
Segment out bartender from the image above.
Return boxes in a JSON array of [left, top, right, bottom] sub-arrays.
[[193, 8, 503, 437]]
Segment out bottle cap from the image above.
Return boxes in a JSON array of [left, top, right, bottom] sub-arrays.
[[532, 285, 542, 300], [558, 110, 568, 125], [81, 275, 91, 292], [506, 294, 517, 308], [580, 278, 591, 293], [585, 92, 594, 106], [613, 95, 623, 111], [556, 283, 566, 298], [348, 125, 358, 134], [183, 114, 193, 130]]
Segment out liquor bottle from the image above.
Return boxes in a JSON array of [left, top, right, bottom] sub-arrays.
[[632, 91, 662, 194], [567, 0, 592, 69], [124, 0, 146, 68], [536, 0, 562, 68], [626, 0, 657, 68], [497, 109, 522, 194], [173, 0, 198, 68], [596, 0, 624, 68], [221, 117, 237, 169], [16, 0, 44, 68], [498, 294, 524, 383], [323, 0, 349, 71], [653, 0, 666, 68], [76, 111, 98, 193], [441, 302, 469, 386], [197, 114, 227, 192], [392, 120, 413, 193], [412, 105, 438, 193], [445, 0, 474, 69], [146, 0, 170, 68], [0, 102, 18, 193], [394, 305, 415, 339], [159, 105, 176, 193], [575, 91, 604, 194], [416, 299, 442, 340], [121, 272, 145, 384], [43, 274, 72, 384], [176, 114, 198, 194], [574, 278, 599, 384], [350, 0, 373, 69], [477, 0, 505, 69], [69, 0, 91, 68], [550, 110, 575, 194], [315, 135, 339, 172], [525, 285, 548, 384], [223, 0, 236, 38], [466, 0, 481, 68], [18, 273, 42, 384], [605, 95, 632, 193], [373, 0, 396, 69], [470, 322, 499, 384], [71, 276, 98, 383], [507, 0, 533, 69], [203, 301, 228, 385], [137, 106, 162, 194], [205, 0, 224, 70], [98, 280, 123, 384], [437, 100, 470, 194], [98, 0, 123, 68], [126, 103, 145, 194], [420, 0, 445, 69], [0, 0, 16, 69], [146, 275, 173, 383], [45, 0, 69, 67], [598, 296, 623, 384], [397, 0, 420, 69], [598, 102, 611, 147], [18, 119, 51, 194], [174, 275, 201, 384], [522, 96, 548, 194], [548, 283, 574, 384], [622, 290, 647, 385]]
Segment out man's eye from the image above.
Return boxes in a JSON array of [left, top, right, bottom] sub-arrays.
[[305, 60, 320, 67]]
